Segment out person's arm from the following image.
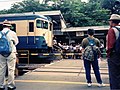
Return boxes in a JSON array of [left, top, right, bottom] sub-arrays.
[[81, 38, 86, 49], [107, 28, 116, 57], [94, 38, 101, 58], [81, 38, 87, 54], [11, 31, 19, 45]]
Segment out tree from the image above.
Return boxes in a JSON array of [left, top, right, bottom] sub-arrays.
[[7, 0, 51, 13], [113, 0, 120, 14], [0, 0, 110, 27], [54, 0, 110, 26], [101, 0, 120, 14]]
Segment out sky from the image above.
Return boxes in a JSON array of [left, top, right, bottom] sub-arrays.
[[0, 0, 88, 10], [81, 0, 88, 3], [0, 0, 23, 10]]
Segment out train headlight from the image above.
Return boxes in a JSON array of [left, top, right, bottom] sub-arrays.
[[35, 38, 39, 40]]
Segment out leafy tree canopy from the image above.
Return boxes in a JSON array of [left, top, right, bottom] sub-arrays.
[[0, 0, 117, 27]]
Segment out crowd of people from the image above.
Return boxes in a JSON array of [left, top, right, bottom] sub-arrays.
[[53, 39, 83, 59], [53, 39, 105, 59], [53, 14, 120, 90], [0, 13, 119, 90]]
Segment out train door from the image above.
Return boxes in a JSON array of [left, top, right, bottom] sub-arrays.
[[36, 19, 49, 46], [48, 22, 53, 47], [43, 21, 49, 46], [0, 24, 3, 31], [27, 21, 35, 45]]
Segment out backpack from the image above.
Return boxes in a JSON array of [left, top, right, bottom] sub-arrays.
[[0, 31, 12, 57], [113, 26, 120, 54], [82, 38, 99, 61]]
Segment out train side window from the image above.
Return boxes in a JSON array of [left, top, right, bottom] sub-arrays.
[[0, 24, 3, 31], [43, 21, 48, 29], [0, 24, 16, 32], [11, 24, 16, 32], [36, 20, 42, 28], [29, 22, 34, 32]]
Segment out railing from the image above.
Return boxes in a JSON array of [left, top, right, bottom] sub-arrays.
[[17, 51, 107, 60], [17, 50, 29, 64]]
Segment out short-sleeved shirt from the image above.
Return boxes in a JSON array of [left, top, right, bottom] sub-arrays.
[[81, 37, 100, 49], [106, 26, 120, 57], [2, 28, 19, 53]]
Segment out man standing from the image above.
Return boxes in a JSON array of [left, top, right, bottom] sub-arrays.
[[81, 29, 104, 87], [0, 20, 19, 90], [106, 14, 120, 89]]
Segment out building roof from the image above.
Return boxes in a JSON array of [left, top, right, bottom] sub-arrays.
[[61, 26, 109, 32], [0, 14, 48, 22], [24, 10, 66, 29], [0, 10, 66, 30]]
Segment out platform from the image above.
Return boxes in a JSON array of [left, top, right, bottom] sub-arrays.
[[15, 59, 110, 90]]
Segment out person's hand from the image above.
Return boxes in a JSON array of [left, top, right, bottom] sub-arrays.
[[98, 57, 102, 61]]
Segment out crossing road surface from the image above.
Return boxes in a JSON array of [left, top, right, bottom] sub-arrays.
[[15, 59, 110, 90]]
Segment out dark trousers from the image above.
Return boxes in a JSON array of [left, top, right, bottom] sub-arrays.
[[83, 59, 102, 84], [108, 53, 120, 90]]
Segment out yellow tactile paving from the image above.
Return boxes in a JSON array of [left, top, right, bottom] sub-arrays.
[[15, 80, 110, 86]]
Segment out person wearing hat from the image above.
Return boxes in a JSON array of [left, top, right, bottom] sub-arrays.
[[106, 14, 120, 89], [0, 20, 18, 90]]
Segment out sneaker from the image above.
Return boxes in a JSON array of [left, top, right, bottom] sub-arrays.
[[87, 83, 92, 87], [0, 88, 5, 90], [8, 87, 16, 90], [97, 83, 105, 87]]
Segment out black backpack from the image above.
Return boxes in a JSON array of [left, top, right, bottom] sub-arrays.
[[113, 26, 120, 54]]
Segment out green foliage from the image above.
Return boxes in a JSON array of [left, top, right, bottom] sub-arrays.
[[58, 1, 110, 27], [3, 0, 51, 13], [101, 0, 120, 14], [0, 10, 8, 14], [0, 0, 111, 27]]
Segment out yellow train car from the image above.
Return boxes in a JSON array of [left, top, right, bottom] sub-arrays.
[[0, 14, 53, 57]]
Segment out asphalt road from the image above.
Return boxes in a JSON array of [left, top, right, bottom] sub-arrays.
[[14, 59, 110, 90]]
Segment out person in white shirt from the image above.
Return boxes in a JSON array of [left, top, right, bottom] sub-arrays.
[[0, 20, 19, 90]]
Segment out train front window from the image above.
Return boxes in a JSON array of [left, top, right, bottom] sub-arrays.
[[36, 20, 42, 28], [43, 21, 48, 29]]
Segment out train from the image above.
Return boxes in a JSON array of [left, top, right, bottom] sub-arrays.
[[0, 13, 53, 59]]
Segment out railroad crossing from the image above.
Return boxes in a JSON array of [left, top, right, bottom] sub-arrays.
[[14, 59, 109, 90]]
